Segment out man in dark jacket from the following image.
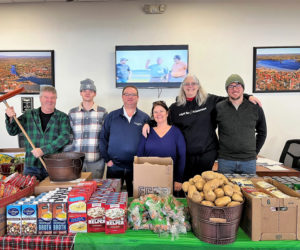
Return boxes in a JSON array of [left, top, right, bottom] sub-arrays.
[[216, 74, 267, 174]]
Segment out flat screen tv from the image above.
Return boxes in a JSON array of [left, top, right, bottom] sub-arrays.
[[115, 45, 189, 88]]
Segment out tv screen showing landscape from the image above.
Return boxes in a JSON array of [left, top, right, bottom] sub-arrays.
[[115, 45, 189, 88]]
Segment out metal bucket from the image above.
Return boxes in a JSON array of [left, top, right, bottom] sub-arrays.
[[187, 197, 243, 245], [43, 152, 85, 182]]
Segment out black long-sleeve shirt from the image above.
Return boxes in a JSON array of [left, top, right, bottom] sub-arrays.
[[216, 98, 267, 161]]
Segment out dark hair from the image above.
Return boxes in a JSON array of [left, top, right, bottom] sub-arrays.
[[122, 85, 139, 96], [151, 100, 169, 118]]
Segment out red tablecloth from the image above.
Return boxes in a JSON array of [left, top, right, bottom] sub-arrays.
[[0, 235, 74, 250]]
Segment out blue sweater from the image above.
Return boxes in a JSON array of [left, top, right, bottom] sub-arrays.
[[99, 107, 149, 165], [136, 126, 186, 183]]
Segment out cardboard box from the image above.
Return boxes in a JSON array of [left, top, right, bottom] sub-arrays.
[[241, 178, 300, 241], [34, 172, 92, 195], [133, 156, 173, 198]]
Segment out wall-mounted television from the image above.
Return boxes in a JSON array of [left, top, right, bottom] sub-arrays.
[[115, 45, 189, 88]]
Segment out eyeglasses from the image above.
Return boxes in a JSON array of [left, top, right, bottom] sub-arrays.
[[227, 83, 242, 89], [183, 82, 197, 87], [123, 93, 138, 97]]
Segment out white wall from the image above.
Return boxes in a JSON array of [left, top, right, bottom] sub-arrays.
[[0, 0, 299, 161]]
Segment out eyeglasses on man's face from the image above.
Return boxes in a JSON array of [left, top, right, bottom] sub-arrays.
[[228, 83, 242, 90], [123, 93, 138, 97]]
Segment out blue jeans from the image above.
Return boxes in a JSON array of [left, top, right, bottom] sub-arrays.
[[218, 159, 256, 174], [106, 163, 133, 197], [23, 166, 48, 181]]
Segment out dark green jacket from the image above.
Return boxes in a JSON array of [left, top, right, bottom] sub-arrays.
[[6, 108, 71, 169]]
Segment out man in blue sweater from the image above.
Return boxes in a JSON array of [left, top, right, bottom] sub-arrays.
[[99, 86, 149, 196], [216, 74, 267, 174]]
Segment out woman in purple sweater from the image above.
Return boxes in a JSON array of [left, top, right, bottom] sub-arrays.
[[136, 101, 186, 192]]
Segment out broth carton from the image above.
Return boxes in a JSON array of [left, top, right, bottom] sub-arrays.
[[6, 203, 22, 235], [21, 201, 37, 235], [53, 199, 68, 235], [38, 200, 53, 235]]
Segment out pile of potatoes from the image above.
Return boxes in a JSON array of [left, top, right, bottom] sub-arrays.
[[182, 171, 243, 207]]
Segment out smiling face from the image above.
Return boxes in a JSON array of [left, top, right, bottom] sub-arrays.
[[182, 75, 199, 98], [227, 83, 244, 101], [122, 87, 139, 108], [40, 91, 57, 114], [80, 89, 96, 102], [152, 104, 168, 125]]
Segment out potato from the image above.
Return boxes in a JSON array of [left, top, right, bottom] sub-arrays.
[[193, 175, 204, 182], [227, 201, 241, 207], [232, 193, 243, 202], [224, 184, 234, 197], [200, 192, 205, 199], [182, 181, 190, 192], [188, 185, 197, 199], [201, 200, 215, 207], [233, 191, 243, 197], [215, 173, 229, 185], [189, 178, 195, 185], [204, 190, 216, 202], [192, 191, 203, 203], [215, 196, 231, 207], [203, 179, 220, 192], [214, 188, 224, 198], [195, 179, 205, 191], [233, 184, 241, 193], [202, 171, 218, 181]]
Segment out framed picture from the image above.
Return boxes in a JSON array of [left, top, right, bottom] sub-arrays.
[[0, 50, 54, 94], [253, 46, 300, 93]]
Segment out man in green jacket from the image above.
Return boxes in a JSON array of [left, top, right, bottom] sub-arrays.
[[5, 86, 71, 181]]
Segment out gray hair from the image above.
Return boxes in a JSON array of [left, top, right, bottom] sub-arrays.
[[176, 74, 208, 106], [40, 86, 57, 97]]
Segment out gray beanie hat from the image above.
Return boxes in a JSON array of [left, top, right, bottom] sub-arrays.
[[225, 74, 245, 90], [80, 78, 96, 92]]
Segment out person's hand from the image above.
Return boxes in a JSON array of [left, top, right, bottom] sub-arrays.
[[142, 124, 150, 138], [249, 96, 262, 107], [31, 148, 44, 158], [107, 160, 114, 167], [5, 107, 16, 118], [174, 182, 182, 191]]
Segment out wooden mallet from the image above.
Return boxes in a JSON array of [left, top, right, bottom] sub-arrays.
[[0, 88, 48, 171]]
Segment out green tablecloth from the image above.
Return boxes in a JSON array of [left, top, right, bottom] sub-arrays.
[[74, 228, 300, 250]]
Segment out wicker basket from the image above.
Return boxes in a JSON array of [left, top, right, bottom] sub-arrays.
[[187, 197, 243, 245]]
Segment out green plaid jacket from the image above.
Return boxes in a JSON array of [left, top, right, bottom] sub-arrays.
[[6, 108, 71, 169]]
